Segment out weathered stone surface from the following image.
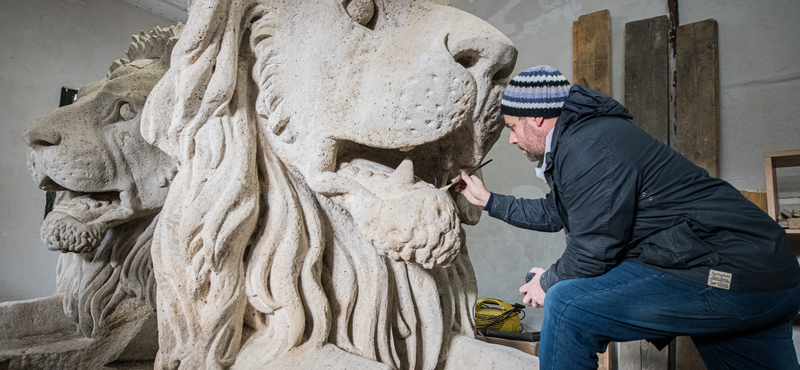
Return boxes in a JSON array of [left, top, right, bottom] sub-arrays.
[[445, 336, 539, 369], [8, 1, 541, 369], [0, 25, 183, 370], [0, 296, 158, 370], [139, 0, 534, 369]]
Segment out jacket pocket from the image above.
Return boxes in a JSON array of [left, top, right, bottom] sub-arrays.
[[638, 221, 719, 269]]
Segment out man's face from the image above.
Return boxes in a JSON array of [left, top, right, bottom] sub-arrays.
[[504, 115, 547, 162]]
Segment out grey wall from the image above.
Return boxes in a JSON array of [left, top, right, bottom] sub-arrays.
[[450, 0, 800, 335], [0, 0, 175, 302]]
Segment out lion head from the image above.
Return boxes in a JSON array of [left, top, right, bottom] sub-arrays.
[[21, 25, 183, 337], [141, 1, 515, 369]]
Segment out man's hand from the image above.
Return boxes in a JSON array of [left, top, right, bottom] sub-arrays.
[[451, 171, 491, 207], [519, 267, 547, 308]]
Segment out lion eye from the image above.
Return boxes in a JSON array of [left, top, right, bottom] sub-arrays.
[[119, 102, 137, 121], [342, 0, 376, 28]]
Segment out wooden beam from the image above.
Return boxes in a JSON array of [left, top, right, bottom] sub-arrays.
[[618, 340, 669, 370], [675, 336, 707, 370], [765, 149, 800, 220], [617, 341, 639, 370], [625, 15, 670, 144], [574, 10, 612, 95], [765, 149, 800, 168], [673, 20, 719, 368], [675, 19, 720, 177], [667, 0, 679, 54], [640, 340, 669, 370], [598, 342, 617, 370], [766, 156, 779, 220]]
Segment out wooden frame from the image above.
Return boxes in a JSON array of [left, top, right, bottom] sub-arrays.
[[765, 149, 800, 246], [765, 149, 800, 220]]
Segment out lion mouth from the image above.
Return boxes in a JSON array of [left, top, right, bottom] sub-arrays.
[[334, 136, 478, 190], [333, 131, 485, 228], [327, 131, 484, 268], [38, 176, 126, 253]]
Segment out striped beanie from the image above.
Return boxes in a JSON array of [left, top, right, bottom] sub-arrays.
[[501, 65, 570, 118]]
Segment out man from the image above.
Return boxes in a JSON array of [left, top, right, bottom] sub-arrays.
[[453, 65, 800, 370]]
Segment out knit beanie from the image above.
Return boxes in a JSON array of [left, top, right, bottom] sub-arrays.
[[501, 65, 570, 118]]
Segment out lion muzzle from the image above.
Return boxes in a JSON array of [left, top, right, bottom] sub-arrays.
[[40, 194, 122, 253]]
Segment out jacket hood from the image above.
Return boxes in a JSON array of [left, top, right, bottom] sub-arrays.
[[544, 85, 632, 182], [559, 85, 632, 130]]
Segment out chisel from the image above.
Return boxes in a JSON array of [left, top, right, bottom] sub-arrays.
[[440, 159, 493, 191]]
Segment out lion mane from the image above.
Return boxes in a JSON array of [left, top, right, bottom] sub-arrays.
[[141, 0, 516, 369]]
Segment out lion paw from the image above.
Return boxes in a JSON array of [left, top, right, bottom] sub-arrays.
[[361, 187, 463, 269], [41, 212, 104, 253]]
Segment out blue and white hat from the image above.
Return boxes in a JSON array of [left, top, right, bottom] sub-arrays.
[[501, 65, 570, 118]]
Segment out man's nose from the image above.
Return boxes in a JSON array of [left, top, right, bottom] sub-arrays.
[[509, 131, 518, 145]]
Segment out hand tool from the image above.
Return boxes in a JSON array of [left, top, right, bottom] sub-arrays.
[[440, 159, 493, 191]]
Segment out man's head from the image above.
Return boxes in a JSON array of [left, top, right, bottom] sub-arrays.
[[504, 115, 556, 162], [500, 65, 569, 162]]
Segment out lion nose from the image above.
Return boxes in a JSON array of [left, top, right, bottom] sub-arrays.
[[22, 118, 62, 147], [447, 32, 517, 86]]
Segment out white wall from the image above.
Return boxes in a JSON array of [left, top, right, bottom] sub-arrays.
[[450, 0, 800, 336], [0, 0, 176, 302]]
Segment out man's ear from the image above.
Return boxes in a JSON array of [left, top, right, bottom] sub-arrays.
[[532, 116, 545, 127]]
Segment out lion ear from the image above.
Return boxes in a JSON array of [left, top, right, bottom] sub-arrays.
[[141, 67, 177, 158]]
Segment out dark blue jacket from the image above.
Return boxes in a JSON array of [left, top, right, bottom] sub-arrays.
[[487, 85, 800, 292]]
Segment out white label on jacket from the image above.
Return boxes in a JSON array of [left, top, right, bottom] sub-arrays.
[[708, 269, 732, 290]]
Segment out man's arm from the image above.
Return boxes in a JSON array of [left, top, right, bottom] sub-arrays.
[[487, 193, 563, 232], [454, 172, 563, 232]]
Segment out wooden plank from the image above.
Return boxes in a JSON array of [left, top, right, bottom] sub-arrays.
[[674, 19, 719, 362], [675, 336, 707, 370], [474, 336, 538, 357], [739, 190, 768, 214], [766, 156, 779, 220], [765, 149, 800, 168], [618, 340, 671, 370], [639, 340, 668, 370], [574, 10, 612, 95], [598, 342, 617, 370], [675, 19, 719, 178], [617, 341, 641, 370], [625, 16, 670, 144], [789, 231, 800, 252]]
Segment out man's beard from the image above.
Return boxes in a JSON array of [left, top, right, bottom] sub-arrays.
[[523, 148, 543, 162], [519, 122, 545, 162]]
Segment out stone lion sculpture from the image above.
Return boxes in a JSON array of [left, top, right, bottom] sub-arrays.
[[142, 1, 534, 369], [22, 25, 182, 339]]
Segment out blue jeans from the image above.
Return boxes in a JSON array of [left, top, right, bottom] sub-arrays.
[[539, 262, 800, 370]]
